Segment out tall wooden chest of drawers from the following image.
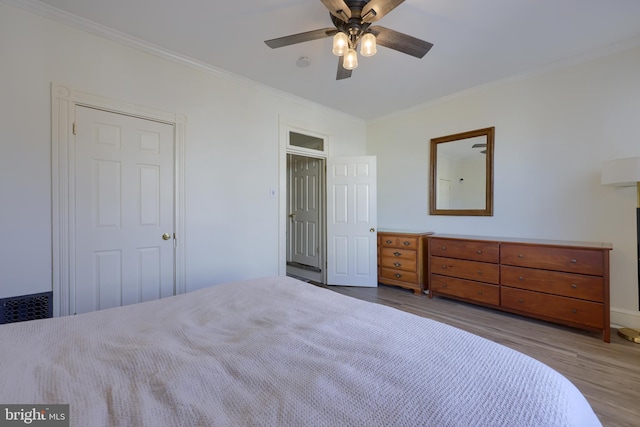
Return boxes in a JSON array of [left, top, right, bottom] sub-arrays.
[[429, 234, 612, 342], [378, 231, 432, 294]]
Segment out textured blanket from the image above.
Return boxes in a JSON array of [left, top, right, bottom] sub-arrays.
[[0, 276, 600, 426]]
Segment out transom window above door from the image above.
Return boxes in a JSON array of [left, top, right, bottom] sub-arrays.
[[288, 131, 327, 156]]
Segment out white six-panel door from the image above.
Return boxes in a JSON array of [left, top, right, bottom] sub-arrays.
[[326, 156, 377, 287], [288, 155, 322, 270], [73, 106, 175, 314]]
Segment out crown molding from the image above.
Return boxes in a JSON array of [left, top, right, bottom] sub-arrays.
[[1, 0, 365, 124], [369, 34, 640, 124], [0, 0, 236, 82]]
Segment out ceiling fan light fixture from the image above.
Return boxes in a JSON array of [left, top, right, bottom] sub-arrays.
[[263, 1, 434, 80], [343, 48, 358, 70], [332, 32, 348, 56], [359, 33, 377, 57]]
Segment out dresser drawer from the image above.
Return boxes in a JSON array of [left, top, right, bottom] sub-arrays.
[[380, 255, 417, 272], [380, 268, 418, 284], [381, 247, 416, 262], [501, 265, 604, 302], [430, 256, 500, 284], [379, 235, 419, 250], [431, 274, 499, 305], [501, 287, 603, 329], [501, 243, 604, 276], [429, 238, 499, 263]]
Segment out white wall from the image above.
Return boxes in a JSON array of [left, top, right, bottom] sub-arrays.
[[0, 3, 366, 298], [368, 46, 640, 329]]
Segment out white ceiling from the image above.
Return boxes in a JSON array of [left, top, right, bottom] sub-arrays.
[[33, 0, 640, 120]]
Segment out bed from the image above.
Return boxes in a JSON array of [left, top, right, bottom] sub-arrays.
[[0, 276, 600, 426]]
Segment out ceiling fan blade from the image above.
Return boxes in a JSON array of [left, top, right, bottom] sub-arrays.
[[265, 27, 338, 49], [336, 56, 352, 80], [320, 0, 352, 20], [361, 0, 405, 23], [369, 26, 433, 58]]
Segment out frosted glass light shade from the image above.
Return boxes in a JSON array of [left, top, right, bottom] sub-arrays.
[[360, 33, 377, 57], [332, 32, 348, 56], [343, 49, 358, 70], [601, 157, 640, 186]]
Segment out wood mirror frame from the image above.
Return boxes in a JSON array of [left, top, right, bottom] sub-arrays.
[[429, 127, 494, 216]]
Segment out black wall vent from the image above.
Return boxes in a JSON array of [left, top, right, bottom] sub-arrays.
[[0, 291, 53, 324]]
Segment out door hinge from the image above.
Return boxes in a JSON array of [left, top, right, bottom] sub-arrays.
[[72, 122, 77, 135]]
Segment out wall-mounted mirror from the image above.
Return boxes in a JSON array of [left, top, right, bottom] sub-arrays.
[[429, 127, 494, 216]]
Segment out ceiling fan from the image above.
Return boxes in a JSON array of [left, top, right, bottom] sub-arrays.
[[264, 0, 433, 80]]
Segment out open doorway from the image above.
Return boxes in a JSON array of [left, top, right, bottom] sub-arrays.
[[286, 132, 326, 283], [279, 123, 378, 287]]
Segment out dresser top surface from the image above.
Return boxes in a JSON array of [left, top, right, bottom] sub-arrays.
[[378, 230, 435, 236], [430, 234, 613, 250]]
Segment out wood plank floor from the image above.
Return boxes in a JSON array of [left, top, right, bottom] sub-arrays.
[[328, 284, 640, 427]]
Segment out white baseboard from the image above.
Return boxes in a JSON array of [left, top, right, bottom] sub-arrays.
[[611, 307, 640, 329]]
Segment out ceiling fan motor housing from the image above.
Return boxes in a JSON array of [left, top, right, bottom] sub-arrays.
[[331, 1, 374, 47]]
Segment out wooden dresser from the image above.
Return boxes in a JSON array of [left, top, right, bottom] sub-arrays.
[[429, 234, 612, 342], [378, 231, 432, 294]]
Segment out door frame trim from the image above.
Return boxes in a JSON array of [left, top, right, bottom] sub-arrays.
[[51, 83, 187, 316], [278, 117, 329, 283]]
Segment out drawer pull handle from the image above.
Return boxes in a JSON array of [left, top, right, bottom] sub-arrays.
[[441, 246, 447, 250], [518, 298, 524, 303], [571, 284, 577, 289], [441, 265, 448, 269], [571, 308, 577, 314], [393, 262, 401, 267], [393, 252, 401, 257], [476, 250, 483, 254], [385, 240, 393, 244], [518, 276, 524, 281], [570, 259, 577, 264], [477, 270, 483, 275], [403, 241, 410, 246], [394, 273, 402, 278], [518, 254, 524, 258], [477, 290, 483, 295], [442, 283, 448, 287]]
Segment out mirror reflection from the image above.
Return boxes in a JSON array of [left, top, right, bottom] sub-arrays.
[[429, 127, 494, 216]]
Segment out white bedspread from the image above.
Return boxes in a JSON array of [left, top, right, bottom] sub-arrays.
[[0, 276, 600, 426]]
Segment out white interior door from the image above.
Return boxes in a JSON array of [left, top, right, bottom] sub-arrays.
[[73, 106, 175, 314], [288, 155, 322, 271], [327, 156, 377, 287]]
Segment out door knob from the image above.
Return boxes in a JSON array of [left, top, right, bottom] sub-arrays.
[[162, 233, 171, 241], [370, 228, 375, 232]]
